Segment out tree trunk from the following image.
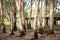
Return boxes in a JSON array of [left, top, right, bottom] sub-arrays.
[[40, 0, 42, 27], [9, 0, 15, 35], [42, 0, 47, 27], [10, 11, 14, 35], [50, 0, 54, 33], [0, 0, 2, 32], [13, 11, 17, 31], [15, 0, 25, 36], [33, 0, 40, 39], [3, 0, 6, 33], [13, 0, 17, 31], [0, 0, 6, 33], [21, 0, 26, 32], [28, 0, 32, 29]]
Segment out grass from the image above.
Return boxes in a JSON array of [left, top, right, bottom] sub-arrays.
[[0, 30, 2, 33]]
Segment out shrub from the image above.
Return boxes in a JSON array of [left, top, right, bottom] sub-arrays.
[[39, 27, 48, 34], [0, 30, 2, 33]]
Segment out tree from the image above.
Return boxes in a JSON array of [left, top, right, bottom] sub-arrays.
[[2, 0, 7, 33], [42, 0, 47, 27], [21, 0, 26, 32], [7, 0, 16, 35], [0, 0, 3, 32], [33, 0, 40, 39], [0, 0, 6, 33], [16, 0, 25, 36], [50, 0, 54, 33], [28, 0, 32, 29], [40, 0, 43, 27], [13, 0, 17, 31]]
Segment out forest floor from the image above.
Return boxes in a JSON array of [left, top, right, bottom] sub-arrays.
[[0, 25, 60, 40]]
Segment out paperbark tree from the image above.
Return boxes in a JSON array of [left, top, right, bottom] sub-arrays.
[[0, 0, 6, 33], [2, 0, 6, 33], [21, 0, 26, 32], [42, 0, 47, 27], [0, 0, 2, 32], [6, 0, 17, 34], [50, 0, 54, 33], [28, 0, 32, 29], [8, 0, 16, 35], [15, 0, 25, 36], [13, 0, 17, 31], [33, 0, 40, 39], [40, 0, 42, 27]]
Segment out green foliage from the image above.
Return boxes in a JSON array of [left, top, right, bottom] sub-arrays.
[[1, 17, 9, 28], [24, 11, 28, 18], [1, 21, 6, 28], [55, 12, 60, 17], [27, 23, 31, 29], [39, 27, 48, 33], [0, 30, 2, 33]]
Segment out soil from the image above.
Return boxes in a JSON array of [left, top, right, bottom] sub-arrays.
[[0, 25, 60, 40]]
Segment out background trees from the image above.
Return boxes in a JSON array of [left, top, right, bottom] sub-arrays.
[[0, 0, 60, 39]]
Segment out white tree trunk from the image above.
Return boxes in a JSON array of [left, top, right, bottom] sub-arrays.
[[42, 0, 47, 27], [50, 0, 54, 30], [15, 0, 24, 31]]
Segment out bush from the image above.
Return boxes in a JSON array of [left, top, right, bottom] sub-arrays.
[[1, 22, 6, 28], [39, 27, 48, 34], [0, 30, 2, 33]]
